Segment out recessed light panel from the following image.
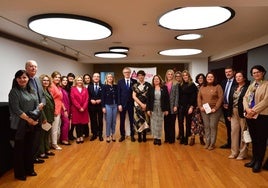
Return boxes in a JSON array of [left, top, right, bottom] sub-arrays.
[[176, 34, 202, 40], [159, 7, 234, 30], [28, 14, 112, 40], [109, 46, 129, 52], [159, 48, 202, 56], [95, 52, 127, 58]]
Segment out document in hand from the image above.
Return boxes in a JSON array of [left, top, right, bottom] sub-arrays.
[[203, 103, 211, 114]]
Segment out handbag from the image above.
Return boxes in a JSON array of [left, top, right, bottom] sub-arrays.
[[243, 129, 252, 143], [27, 108, 41, 121]]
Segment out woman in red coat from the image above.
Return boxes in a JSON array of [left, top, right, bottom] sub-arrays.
[[70, 76, 90, 144]]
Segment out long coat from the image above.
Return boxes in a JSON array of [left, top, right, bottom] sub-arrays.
[[70, 86, 89, 124]]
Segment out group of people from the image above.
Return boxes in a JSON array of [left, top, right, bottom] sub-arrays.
[[8, 61, 268, 181]]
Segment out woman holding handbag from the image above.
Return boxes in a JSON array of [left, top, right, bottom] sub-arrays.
[[227, 71, 249, 160]]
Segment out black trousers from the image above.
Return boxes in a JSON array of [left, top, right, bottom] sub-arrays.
[[119, 103, 135, 137], [222, 107, 232, 145], [164, 113, 176, 143], [14, 130, 35, 177], [178, 106, 193, 139], [75, 124, 86, 138], [246, 115, 268, 163], [32, 125, 41, 159], [89, 104, 103, 137]]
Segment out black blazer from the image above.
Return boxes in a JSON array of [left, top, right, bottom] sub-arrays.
[[101, 84, 118, 107], [117, 78, 137, 108], [227, 82, 249, 118], [146, 85, 170, 112], [88, 82, 103, 106]]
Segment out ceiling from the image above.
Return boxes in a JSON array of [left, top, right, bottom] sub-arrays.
[[1, 0, 268, 64]]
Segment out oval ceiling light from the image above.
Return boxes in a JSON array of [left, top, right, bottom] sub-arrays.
[[95, 52, 127, 58], [159, 6, 235, 30], [176, 33, 202, 40], [159, 48, 202, 56], [28, 14, 112, 40], [109, 46, 129, 52]]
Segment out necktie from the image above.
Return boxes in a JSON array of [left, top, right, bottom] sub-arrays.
[[126, 80, 129, 88], [94, 84, 98, 94], [224, 80, 231, 104], [30, 78, 37, 91]]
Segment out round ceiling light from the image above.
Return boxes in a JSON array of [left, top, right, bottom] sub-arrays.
[[159, 48, 202, 56], [109, 46, 129, 52], [95, 52, 127, 58], [28, 13, 112, 40], [159, 6, 235, 30], [176, 34, 202, 40]]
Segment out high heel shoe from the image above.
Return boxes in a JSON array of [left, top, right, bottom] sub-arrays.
[[106, 136, 111, 143]]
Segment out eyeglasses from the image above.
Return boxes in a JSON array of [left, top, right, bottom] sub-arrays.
[[252, 71, 262, 75]]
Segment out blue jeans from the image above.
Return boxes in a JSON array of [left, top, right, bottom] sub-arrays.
[[105, 104, 117, 136]]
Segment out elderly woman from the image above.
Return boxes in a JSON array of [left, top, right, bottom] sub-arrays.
[[9, 70, 39, 180], [243, 65, 268, 173]]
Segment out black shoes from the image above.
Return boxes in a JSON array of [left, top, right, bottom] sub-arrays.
[[99, 137, 104, 141], [90, 135, 97, 141], [220, 143, 231, 149], [245, 159, 256, 168], [153, 139, 161, 145], [131, 136, 136, 142], [252, 161, 262, 173], [27, 171, 37, 176], [119, 136, 125, 142], [45, 151, 55, 156], [34, 158, 45, 164], [39, 154, 49, 159], [263, 159, 268, 170], [15, 175, 26, 181]]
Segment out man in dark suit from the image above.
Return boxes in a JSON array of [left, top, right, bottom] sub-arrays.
[[25, 60, 46, 164], [220, 66, 236, 149], [117, 67, 137, 142], [88, 73, 104, 141]]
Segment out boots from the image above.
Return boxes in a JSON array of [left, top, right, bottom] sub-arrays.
[[189, 137, 195, 146], [138, 133, 142, 143], [263, 158, 268, 170], [184, 137, 188, 145], [199, 136, 205, 145], [142, 132, 147, 142]]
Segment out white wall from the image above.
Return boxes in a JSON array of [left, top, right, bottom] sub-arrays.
[[188, 58, 208, 80], [0, 37, 93, 102]]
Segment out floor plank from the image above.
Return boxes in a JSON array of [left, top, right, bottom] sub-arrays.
[[0, 120, 267, 188]]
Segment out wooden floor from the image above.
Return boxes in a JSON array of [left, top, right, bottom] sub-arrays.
[[0, 120, 268, 188]]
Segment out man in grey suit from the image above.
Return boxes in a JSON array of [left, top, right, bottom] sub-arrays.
[[25, 60, 46, 164]]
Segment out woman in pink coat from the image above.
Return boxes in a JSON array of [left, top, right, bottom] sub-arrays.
[[70, 76, 90, 144]]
